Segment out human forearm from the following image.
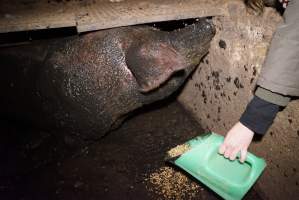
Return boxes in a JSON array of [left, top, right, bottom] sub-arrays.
[[240, 86, 290, 135]]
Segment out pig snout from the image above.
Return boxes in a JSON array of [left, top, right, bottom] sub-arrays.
[[195, 18, 216, 41], [170, 18, 215, 57]]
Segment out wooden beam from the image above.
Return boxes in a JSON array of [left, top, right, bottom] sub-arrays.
[[0, 0, 76, 33], [0, 0, 233, 34]]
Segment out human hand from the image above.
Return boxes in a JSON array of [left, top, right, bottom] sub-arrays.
[[218, 122, 254, 163], [279, 0, 289, 8]]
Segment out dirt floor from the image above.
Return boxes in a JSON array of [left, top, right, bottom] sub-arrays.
[[0, 100, 264, 200]]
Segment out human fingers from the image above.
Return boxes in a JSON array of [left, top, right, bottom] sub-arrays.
[[229, 148, 240, 161], [219, 143, 227, 155], [281, 0, 289, 8], [240, 149, 248, 163], [224, 146, 233, 159]]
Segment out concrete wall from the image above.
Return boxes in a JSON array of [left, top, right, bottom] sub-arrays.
[[178, 1, 299, 199]]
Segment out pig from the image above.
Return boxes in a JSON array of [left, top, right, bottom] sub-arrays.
[[0, 19, 215, 140]]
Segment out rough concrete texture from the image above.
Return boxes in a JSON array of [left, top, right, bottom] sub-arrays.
[[178, 1, 299, 199]]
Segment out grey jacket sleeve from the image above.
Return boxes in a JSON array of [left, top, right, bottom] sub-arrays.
[[255, 86, 290, 106], [257, 0, 299, 96]]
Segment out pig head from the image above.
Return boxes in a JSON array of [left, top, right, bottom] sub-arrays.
[[0, 19, 215, 140]]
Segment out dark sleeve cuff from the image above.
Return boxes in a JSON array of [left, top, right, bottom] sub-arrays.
[[240, 96, 280, 135]]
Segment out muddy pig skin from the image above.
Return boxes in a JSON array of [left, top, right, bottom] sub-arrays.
[[0, 19, 215, 140]]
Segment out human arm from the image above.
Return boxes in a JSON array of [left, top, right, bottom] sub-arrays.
[[219, 87, 289, 162], [218, 0, 299, 163]]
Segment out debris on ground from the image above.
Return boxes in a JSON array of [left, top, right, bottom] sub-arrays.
[[145, 166, 202, 200], [166, 143, 191, 158]]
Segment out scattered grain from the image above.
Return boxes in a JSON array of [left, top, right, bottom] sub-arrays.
[[145, 166, 201, 200], [166, 143, 191, 158]]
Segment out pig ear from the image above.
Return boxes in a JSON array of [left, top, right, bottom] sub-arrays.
[[126, 42, 187, 93]]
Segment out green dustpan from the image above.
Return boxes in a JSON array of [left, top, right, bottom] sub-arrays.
[[167, 132, 266, 200]]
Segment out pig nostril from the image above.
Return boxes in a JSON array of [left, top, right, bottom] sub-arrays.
[[205, 23, 216, 35], [204, 22, 214, 31]]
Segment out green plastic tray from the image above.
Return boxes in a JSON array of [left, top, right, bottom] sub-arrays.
[[171, 132, 266, 200]]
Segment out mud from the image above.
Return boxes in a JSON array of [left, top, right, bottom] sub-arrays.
[[0, 100, 264, 200]]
